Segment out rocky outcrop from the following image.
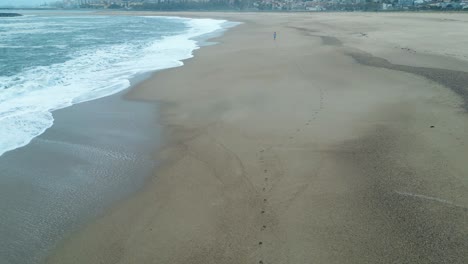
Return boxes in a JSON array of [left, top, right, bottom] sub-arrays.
[[0, 13, 22, 17]]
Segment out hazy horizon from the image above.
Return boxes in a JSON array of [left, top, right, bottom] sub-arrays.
[[0, 0, 45, 7]]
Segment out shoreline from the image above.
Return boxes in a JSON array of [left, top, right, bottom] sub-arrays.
[[0, 13, 229, 158], [0, 14, 236, 264], [47, 12, 468, 264], [0, 88, 161, 264]]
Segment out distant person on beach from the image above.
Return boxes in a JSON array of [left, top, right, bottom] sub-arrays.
[[273, 32, 277, 40]]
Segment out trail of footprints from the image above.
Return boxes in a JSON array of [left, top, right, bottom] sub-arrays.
[[256, 89, 324, 263]]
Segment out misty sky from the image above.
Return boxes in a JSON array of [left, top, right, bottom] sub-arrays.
[[0, 0, 45, 6]]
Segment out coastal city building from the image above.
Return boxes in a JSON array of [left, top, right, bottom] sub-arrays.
[[53, 0, 468, 10]]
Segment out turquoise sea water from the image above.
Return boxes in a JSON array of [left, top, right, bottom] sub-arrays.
[[0, 13, 225, 157]]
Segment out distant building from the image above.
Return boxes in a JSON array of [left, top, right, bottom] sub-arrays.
[[382, 3, 392, 9]]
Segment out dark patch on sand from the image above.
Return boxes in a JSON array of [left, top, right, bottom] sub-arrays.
[[329, 125, 468, 263], [288, 26, 318, 35], [288, 26, 342, 46], [319, 36, 343, 46], [348, 51, 468, 110]]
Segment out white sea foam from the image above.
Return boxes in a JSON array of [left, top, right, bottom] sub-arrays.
[[0, 17, 228, 157]]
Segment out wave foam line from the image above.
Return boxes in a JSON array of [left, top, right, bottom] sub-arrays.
[[0, 17, 231, 157]]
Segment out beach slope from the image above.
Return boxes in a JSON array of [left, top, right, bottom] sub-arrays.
[[47, 12, 468, 264]]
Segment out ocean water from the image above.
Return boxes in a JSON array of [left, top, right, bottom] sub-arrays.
[[0, 13, 226, 157]]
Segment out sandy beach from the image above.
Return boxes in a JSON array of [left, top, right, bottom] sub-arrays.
[[47, 12, 468, 263]]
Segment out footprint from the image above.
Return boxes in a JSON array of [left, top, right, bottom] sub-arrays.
[[262, 187, 266, 191], [261, 210, 265, 214], [259, 261, 264, 264], [264, 198, 267, 202], [264, 169, 268, 173], [259, 241, 263, 245]]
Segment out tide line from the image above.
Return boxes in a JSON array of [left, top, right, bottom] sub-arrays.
[[395, 190, 467, 210]]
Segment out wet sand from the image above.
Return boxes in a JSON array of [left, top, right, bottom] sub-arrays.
[[0, 90, 161, 264], [47, 12, 468, 264]]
